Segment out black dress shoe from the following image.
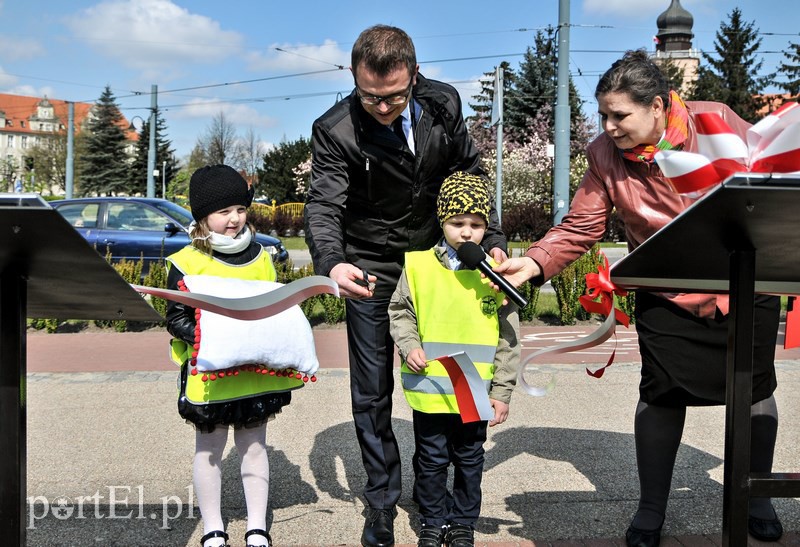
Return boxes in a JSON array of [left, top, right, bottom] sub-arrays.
[[748, 514, 783, 542], [625, 523, 662, 547], [417, 524, 445, 547], [361, 507, 395, 547]]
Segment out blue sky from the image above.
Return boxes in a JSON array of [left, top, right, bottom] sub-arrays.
[[1, 0, 796, 160]]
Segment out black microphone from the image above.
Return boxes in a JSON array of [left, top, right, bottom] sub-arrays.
[[456, 241, 529, 308]]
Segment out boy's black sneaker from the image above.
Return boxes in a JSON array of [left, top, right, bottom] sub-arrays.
[[417, 524, 445, 547], [444, 523, 474, 547]]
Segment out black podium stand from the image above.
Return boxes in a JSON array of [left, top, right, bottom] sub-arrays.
[[0, 194, 162, 545], [611, 174, 800, 546]]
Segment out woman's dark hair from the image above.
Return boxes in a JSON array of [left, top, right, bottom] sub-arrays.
[[595, 49, 670, 108], [351, 24, 416, 77]]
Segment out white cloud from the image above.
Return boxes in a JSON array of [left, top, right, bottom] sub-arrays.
[[0, 35, 45, 62], [246, 39, 350, 80], [64, 0, 244, 70], [582, 0, 714, 20], [175, 98, 276, 129], [0, 71, 56, 98]]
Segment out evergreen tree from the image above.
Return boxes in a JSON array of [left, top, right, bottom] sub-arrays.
[[688, 8, 772, 123], [130, 109, 178, 197], [77, 86, 130, 195], [467, 29, 590, 154], [466, 61, 518, 157], [656, 57, 689, 93], [258, 137, 311, 203], [778, 41, 800, 96]]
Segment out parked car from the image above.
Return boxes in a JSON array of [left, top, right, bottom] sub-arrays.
[[51, 197, 289, 274]]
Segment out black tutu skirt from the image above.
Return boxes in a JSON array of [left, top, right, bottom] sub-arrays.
[[634, 291, 779, 406], [177, 364, 292, 433]]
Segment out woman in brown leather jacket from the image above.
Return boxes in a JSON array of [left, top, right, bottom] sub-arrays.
[[495, 50, 783, 545]]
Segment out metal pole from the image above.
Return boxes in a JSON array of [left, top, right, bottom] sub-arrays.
[[146, 84, 157, 198], [494, 66, 504, 225], [0, 266, 27, 545], [65, 102, 75, 199], [553, 0, 571, 224], [162, 160, 167, 198]]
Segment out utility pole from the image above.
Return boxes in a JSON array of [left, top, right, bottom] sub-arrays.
[[491, 65, 504, 224], [146, 84, 157, 198], [553, 0, 571, 224], [65, 102, 75, 199]]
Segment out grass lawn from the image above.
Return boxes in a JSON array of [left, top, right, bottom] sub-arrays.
[[281, 236, 308, 250]]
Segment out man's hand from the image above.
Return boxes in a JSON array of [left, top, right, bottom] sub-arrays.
[[491, 256, 541, 290], [488, 399, 509, 427], [404, 348, 428, 372], [329, 263, 376, 299]]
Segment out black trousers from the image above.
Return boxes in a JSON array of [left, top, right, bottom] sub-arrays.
[[345, 297, 402, 509], [412, 410, 487, 528]]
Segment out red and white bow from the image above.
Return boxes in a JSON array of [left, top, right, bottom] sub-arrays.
[[655, 101, 800, 195]]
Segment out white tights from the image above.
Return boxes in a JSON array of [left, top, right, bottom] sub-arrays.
[[194, 425, 270, 546]]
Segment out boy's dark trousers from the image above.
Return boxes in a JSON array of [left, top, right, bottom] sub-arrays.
[[412, 410, 487, 527]]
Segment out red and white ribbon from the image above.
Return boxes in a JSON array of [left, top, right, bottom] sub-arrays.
[[656, 101, 800, 195], [517, 252, 631, 396], [434, 352, 495, 423], [132, 275, 339, 320]]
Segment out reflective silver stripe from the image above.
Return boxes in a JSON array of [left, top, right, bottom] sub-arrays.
[[401, 372, 491, 394], [421, 342, 496, 364]]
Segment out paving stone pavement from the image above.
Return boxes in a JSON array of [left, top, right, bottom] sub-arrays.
[[21, 324, 800, 546]]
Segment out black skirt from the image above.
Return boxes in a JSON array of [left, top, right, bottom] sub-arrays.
[[177, 364, 292, 433], [635, 291, 779, 406]]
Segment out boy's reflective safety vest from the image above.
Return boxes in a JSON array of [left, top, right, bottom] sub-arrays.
[[401, 249, 502, 414], [167, 246, 304, 404]]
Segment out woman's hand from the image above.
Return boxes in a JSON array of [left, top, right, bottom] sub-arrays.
[[490, 256, 541, 289]]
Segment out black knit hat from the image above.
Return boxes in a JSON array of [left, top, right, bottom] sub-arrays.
[[189, 165, 253, 221]]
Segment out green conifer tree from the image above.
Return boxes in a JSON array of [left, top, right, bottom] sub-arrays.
[[778, 42, 800, 96], [77, 86, 130, 195], [688, 8, 772, 123]]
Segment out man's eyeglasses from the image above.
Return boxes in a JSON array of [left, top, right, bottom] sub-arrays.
[[356, 81, 413, 106]]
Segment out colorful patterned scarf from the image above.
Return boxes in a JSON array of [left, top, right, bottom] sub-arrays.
[[621, 90, 689, 163]]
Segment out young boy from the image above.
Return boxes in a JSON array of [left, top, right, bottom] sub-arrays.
[[388, 171, 520, 547]]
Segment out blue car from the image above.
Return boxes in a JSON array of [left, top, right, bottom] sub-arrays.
[[52, 197, 289, 274]]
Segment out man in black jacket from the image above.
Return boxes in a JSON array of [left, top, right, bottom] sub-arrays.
[[304, 24, 507, 547]]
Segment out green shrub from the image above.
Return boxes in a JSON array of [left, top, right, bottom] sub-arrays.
[[142, 260, 168, 320], [550, 245, 602, 325], [29, 317, 60, 333], [94, 254, 145, 332]]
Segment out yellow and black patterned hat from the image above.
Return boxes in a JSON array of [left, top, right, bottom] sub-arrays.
[[436, 171, 490, 225]]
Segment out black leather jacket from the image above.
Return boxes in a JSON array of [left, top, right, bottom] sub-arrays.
[[305, 73, 506, 298]]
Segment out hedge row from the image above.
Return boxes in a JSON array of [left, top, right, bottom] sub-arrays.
[[28, 245, 633, 333]]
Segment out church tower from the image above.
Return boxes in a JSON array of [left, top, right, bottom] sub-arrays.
[[652, 0, 699, 93]]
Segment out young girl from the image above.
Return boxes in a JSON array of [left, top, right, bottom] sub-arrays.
[[165, 164, 304, 547]]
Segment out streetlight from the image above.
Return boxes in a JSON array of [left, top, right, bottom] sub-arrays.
[[127, 84, 159, 198], [127, 109, 157, 198]]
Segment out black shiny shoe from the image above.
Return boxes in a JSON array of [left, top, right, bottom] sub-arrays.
[[417, 524, 445, 547], [245, 528, 272, 547], [748, 514, 783, 542], [444, 523, 474, 547], [200, 530, 229, 547], [625, 523, 662, 547], [361, 507, 395, 547]]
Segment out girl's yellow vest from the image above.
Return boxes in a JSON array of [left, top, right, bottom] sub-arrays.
[[167, 246, 304, 404], [401, 249, 501, 414]]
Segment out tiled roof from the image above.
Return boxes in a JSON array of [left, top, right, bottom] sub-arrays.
[[0, 93, 134, 138]]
